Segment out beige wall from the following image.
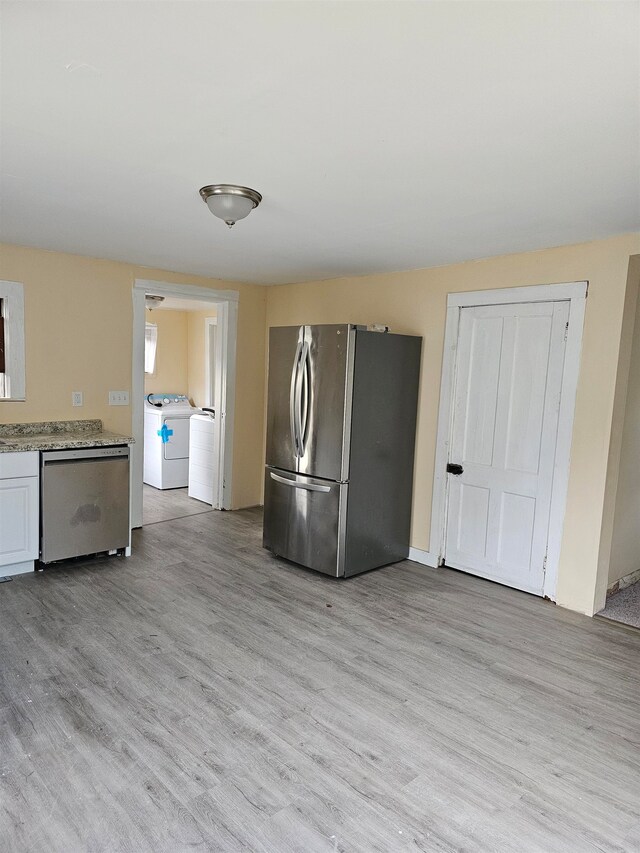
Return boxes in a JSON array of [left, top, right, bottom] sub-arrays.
[[187, 309, 217, 408], [144, 308, 189, 396], [0, 243, 267, 509], [3, 233, 640, 613], [606, 255, 640, 588], [266, 233, 640, 615]]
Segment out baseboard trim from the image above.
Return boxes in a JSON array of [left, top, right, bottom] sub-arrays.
[[408, 547, 440, 568], [607, 567, 640, 597], [0, 560, 34, 579]]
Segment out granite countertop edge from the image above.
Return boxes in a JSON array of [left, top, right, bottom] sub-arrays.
[[0, 420, 134, 453]]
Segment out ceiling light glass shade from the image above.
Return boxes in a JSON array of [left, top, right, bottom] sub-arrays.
[[206, 193, 254, 223], [145, 294, 165, 310], [199, 184, 262, 228]]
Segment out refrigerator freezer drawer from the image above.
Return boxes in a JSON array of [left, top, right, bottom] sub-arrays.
[[263, 468, 346, 576]]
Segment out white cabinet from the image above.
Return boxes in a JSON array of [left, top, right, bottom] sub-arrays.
[[0, 451, 39, 577]]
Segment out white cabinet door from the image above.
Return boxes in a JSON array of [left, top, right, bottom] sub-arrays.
[[0, 476, 39, 565], [445, 300, 569, 595]]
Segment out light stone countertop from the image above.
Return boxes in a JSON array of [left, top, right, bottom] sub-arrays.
[[0, 419, 134, 453]]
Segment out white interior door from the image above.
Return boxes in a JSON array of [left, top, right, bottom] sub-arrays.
[[444, 300, 569, 595]]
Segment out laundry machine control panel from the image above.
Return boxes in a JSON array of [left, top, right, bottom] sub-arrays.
[[145, 393, 192, 410]]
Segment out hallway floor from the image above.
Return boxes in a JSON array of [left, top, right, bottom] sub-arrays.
[[597, 580, 640, 630], [142, 483, 212, 526]]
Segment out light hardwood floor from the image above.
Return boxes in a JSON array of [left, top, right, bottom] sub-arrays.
[[1, 507, 639, 852], [142, 484, 212, 526]]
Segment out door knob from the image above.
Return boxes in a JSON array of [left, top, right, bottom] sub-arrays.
[[447, 463, 464, 475]]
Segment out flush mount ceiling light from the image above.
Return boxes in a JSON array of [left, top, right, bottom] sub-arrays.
[[199, 184, 262, 229], [145, 294, 165, 310]]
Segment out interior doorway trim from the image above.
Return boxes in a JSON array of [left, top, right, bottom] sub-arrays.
[[429, 280, 587, 601], [204, 316, 218, 409], [131, 279, 239, 528]]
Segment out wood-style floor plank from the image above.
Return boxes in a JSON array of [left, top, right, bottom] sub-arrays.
[[142, 484, 212, 526], [1, 506, 639, 851]]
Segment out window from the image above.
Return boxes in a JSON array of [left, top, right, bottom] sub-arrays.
[[145, 322, 158, 374], [0, 281, 25, 400]]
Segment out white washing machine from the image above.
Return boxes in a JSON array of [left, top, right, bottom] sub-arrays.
[[143, 394, 202, 489]]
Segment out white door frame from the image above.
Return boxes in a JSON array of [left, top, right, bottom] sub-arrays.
[[429, 281, 587, 601], [204, 316, 218, 409], [131, 279, 239, 527]]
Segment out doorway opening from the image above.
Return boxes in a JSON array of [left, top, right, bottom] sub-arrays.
[[597, 254, 640, 628], [429, 281, 587, 602], [131, 280, 239, 529]]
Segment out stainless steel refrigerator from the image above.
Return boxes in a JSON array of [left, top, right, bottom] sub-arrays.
[[263, 324, 422, 577]]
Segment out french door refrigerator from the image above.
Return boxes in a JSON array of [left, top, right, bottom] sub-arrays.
[[263, 324, 421, 577]]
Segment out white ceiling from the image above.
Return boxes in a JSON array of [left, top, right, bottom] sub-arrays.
[[1, 1, 638, 285]]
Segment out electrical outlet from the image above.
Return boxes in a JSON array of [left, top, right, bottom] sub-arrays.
[[72, 391, 83, 407], [109, 390, 130, 406]]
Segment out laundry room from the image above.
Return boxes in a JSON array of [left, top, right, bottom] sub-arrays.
[[143, 295, 218, 524]]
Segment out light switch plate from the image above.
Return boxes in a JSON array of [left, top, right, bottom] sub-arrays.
[[72, 391, 83, 407], [109, 390, 130, 406]]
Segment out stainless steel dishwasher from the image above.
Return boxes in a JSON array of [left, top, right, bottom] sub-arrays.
[[40, 446, 130, 563]]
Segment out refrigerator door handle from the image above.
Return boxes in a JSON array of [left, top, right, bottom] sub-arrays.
[[289, 341, 303, 456], [269, 471, 331, 493], [298, 341, 310, 456], [294, 340, 308, 458]]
